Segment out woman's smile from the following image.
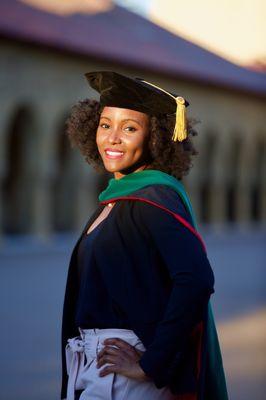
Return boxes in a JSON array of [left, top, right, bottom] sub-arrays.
[[104, 148, 125, 159]]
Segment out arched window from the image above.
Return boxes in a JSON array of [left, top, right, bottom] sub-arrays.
[[2, 105, 36, 234]]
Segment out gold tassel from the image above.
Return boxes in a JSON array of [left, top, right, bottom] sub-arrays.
[[138, 79, 188, 142], [172, 96, 187, 142]]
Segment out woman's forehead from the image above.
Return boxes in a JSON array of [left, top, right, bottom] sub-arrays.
[[100, 106, 149, 121]]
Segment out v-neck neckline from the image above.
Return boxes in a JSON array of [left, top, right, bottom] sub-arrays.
[[84, 217, 105, 237]]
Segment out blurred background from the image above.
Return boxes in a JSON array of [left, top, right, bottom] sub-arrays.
[[0, 0, 265, 399]]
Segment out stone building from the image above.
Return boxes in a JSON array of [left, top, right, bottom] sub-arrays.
[[0, 0, 265, 239]]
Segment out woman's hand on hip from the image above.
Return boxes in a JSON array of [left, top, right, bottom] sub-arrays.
[[96, 337, 151, 381]]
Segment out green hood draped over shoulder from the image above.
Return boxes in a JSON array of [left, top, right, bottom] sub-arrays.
[[99, 169, 198, 229], [99, 168, 228, 400]]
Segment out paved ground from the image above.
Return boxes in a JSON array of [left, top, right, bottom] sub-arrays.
[[0, 225, 265, 400], [218, 307, 266, 400]]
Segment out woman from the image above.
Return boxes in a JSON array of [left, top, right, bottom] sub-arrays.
[[60, 71, 228, 400]]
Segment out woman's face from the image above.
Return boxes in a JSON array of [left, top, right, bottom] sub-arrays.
[[96, 106, 151, 179]]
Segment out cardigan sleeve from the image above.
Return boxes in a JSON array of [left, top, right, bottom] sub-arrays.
[[133, 199, 215, 389]]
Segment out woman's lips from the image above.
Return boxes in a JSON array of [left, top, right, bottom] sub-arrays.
[[104, 150, 124, 159]]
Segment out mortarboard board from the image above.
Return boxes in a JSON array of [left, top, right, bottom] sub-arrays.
[[84, 70, 189, 142]]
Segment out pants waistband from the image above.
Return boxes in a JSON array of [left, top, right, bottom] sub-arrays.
[[78, 327, 139, 340]]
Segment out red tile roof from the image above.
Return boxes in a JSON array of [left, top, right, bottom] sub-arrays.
[[0, 0, 265, 97]]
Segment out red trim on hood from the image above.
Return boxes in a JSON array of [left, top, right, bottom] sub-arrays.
[[100, 196, 206, 253]]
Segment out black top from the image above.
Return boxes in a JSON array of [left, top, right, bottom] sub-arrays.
[[74, 216, 131, 329]]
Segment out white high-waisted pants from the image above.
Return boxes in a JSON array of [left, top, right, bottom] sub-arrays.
[[65, 327, 178, 400]]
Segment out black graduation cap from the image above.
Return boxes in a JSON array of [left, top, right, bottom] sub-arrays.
[[84, 70, 189, 142]]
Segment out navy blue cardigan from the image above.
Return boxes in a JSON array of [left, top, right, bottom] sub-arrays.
[[60, 184, 215, 399]]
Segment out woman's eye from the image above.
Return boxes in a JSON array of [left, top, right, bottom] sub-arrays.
[[124, 126, 137, 132], [100, 123, 110, 129]]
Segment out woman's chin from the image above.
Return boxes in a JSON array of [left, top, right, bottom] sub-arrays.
[[102, 158, 147, 175], [102, 160, 126, 173]]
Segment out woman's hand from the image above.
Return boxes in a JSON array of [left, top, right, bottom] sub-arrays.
[[96, 337, 151, 381]]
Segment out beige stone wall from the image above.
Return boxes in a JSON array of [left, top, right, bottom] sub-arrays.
[[0, 39, 265, 238]]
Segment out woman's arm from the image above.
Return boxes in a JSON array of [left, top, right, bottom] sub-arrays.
[[133, 199, 215, 389]]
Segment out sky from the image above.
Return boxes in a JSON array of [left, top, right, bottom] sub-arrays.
[[114, 0, 266, 68], [114, 0, 151, 14]]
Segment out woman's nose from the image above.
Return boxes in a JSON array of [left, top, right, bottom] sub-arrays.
[[107, 128, 122, 144]]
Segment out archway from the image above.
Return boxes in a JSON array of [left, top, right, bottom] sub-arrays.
[[2, 104, 37, 234]]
